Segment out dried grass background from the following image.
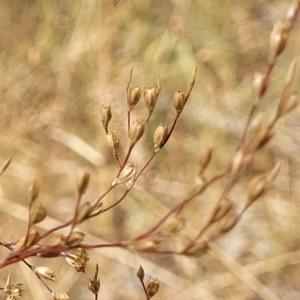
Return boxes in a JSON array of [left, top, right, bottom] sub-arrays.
[[0, 0, 300, 299]]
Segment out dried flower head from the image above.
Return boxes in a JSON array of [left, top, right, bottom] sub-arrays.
[[154, 124, 169, 152], [64, 248, 89, 273], [34, 266, 56, 281], [161, 215, 185, 236], [184, 240, 209, 256], [269, 21, 289, 58], [113, 162, 137, 186], [136, 265, 145, 281], [252, 72, 267, 99], [13, 229, 41, 252], [77, 171, 90, 195], [144, 76, 161, 114], [76, 201, 94, 224], [4, 274, 24, 300], [28, 180, 39, 205], [247, 175, 268, 204], [129, 119, 145, 147], [87, 263, 100, 296], [52, 292, 70, 300], [31, 203, 47, 225], [173, 90, 186, 113], [146, 278, 160, 298], [66, 231, 85, 247], [127, 85, 142, 110], [100, 104, 112, 131], [106, 132, 119, 156]]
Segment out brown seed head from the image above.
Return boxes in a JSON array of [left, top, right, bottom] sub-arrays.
[[129, 119, 145, 147], [252, 72, 267, 98], [34, 266, 56, 281], [100, 104, 112, 131], [269, 21, 289, 58], [184, 240, 209, 256], [199, 145, 213, 173], [136, 265, 145, 281], [134, 238, 160, 252], [67, 231, 85, 247], [106, 131, 119, 156], [144, 76, 160, 114], [14, 229, 41, 252], [286, 0, 300, 22], [31, 203, 47, 225], [210, 198, 234, 223], [113, 162, 137, 186], [77, 171, 90, 195], [154, 124, 169, 152], [29, 180, 39, 205], [277, 91, 298, 118], [87, 263, 100, 295], [127, 85, 142, 109], [76, 201, 94, 224], [173, 90, 186, 113], [161, 215, 185, 236], [146, 278, 160, 298], [217, 212, 239, 234], [52, 292, 70, 300], [247, 175, 267, 204]]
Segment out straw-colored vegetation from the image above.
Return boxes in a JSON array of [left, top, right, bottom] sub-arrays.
[[0, 0, 300, 299]]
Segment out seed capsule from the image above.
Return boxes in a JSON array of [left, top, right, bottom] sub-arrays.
[[154, 124, 169, 152]]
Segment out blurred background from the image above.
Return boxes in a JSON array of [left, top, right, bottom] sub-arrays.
[[0, 0, 300, 299]]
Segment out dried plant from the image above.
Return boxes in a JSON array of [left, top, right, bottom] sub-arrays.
[[0, 1, 300, 299]]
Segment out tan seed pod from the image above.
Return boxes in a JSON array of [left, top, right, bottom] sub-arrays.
[[29, 180, 39, 205], [161, 215, 185, 236], [99, 104, 112, 131], [31, 204, 47, 225], [34, 266, 56, 281], [199, 145, 213, 173], [88, 263, 100, 295], [127, 85, 141, 109], [52, 292, 70, 300], [269, 21, 289, 58], [217, 212, 239, 234], [77, 171, 90, 195], [247, 175, 267, 204], [184, 240, 209, 256], [113, 162, 137, 186], [129, 119, 145, 147], [173, 90, 186, 113], [76, 201, 94, 224], [146, 278, 160, 298], [209, 198, 234, 224], [154, 124, 169, 152], [144, 75, 161, 114], [134, 238, 160, 252], [106, 132, 119, 156], [252, 72, 267, 98], [230, 150, 246, 175], [136, 265, 145, 281], [286, 0, 300, 22], [277, 91, 298, 118], [67, 231, 85, 247], [13, 229, 41, 252], [257, 128, 274, 149], [186, 175, 206, 199], [47, 235, 66, 247]]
